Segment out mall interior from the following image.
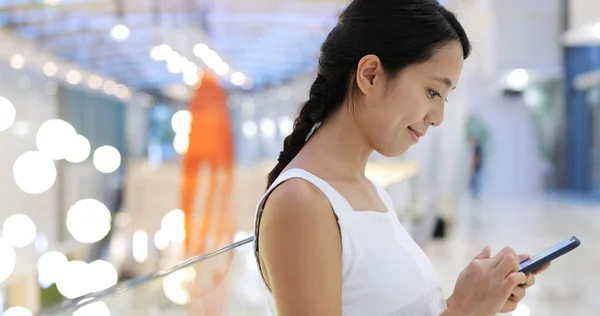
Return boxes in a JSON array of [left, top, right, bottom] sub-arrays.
[[0, 0, 599, 315]]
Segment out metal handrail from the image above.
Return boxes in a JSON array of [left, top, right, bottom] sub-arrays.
[[38, 236, 255, 315]]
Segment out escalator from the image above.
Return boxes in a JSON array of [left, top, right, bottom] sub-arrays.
[[39, 237, 272, 316]]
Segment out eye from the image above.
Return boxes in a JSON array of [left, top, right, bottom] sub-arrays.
[[428, 89, 442, 99]]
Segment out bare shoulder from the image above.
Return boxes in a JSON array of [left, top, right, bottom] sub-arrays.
[[259, 177, 339, 253], [258, 178, 342, 315], [262, 178, 334, 226]]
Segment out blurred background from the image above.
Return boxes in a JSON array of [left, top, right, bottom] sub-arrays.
[[0, 0, 599, 315]]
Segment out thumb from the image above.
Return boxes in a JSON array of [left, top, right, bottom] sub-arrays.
[[474, 246, 491, 260]]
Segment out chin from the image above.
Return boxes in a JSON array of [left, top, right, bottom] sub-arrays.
[[375, 142, 412, 158]]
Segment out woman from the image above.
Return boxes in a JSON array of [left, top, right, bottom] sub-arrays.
[[254, 0, 547, 315]]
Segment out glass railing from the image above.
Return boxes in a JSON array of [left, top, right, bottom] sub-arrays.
[[38, 236, 273, 316]]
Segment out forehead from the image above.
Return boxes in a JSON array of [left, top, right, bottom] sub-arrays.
[[408, 41, 465, 85]]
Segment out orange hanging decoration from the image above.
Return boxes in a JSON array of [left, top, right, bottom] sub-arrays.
[[180, 71, 236, 315]]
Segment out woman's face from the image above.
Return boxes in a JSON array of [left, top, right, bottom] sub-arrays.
[[354, 41, 465, 157]]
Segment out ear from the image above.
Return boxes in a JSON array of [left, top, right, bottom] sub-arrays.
[[355, 54, 384, 95]]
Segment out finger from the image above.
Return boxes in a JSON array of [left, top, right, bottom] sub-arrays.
[[491, 247, 517, 267], [502, 272, 527, 295], [522, 275, 536, 289], [518, 253, 530, 263], [510, 284, 526, 302], [494, 254, 520, 279], [532, 262, 551, 275], [474, 246, 491, 260]]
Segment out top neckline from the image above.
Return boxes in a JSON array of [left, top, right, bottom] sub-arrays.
[[283, 168, 391, 215]]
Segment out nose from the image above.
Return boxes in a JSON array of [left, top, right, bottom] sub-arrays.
[[425, 102, 445, 127]]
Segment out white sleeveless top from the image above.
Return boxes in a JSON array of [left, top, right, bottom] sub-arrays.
[[254, 169, 447, 316]]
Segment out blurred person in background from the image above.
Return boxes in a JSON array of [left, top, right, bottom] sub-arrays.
[[253, 0, 548, 315], [466, 115, 490, 200], [470, 137, 484, 199]]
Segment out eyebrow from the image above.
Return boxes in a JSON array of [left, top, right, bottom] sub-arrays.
[[432, 77, 456, 90]]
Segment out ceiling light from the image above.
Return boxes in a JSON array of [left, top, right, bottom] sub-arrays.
[[103, 80, 118, 95], [183, 74, 200, 86], [231, 72, 245, 86], [88, 75, 103, 89], [193, 43, 209, 58], [150, 45, 171, 61], [115, 84, 130, 100], [66, 70, 82, 85], [43, 62, 58, 77], [215, 63, 230, 76], [10, 55, 25, 69], [111, 24, 130, 41]]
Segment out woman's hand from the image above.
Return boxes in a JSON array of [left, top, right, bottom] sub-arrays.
[[445, 246, 527, 316], [500, 254, 551, 313]]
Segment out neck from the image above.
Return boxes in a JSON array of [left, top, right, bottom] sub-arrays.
[[295, 105, 373, 180]]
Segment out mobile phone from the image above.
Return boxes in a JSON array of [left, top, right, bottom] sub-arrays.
[[519, 236, 581, 274]]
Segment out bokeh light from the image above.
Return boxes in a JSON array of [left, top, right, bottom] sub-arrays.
[[66, 199, 112, 244], [0, 239, 16, 283], [161, 209, 185, 243], [115, 85, 130, 100], [171, 110, 192, 134], [260, 118, 277, 138], [0, 97, 16, 132], [193, 43, 209, 58], [506, 68, 529, 91], [154, 230, 169, 250], [13, 151, 57, 195], [88, 75, 103, 89], [2, 306, 32, 316], [36, 119, 77, 160], [150, 45, 172, 61], [2, 214, 36, 248], [56, 260, 89, 299], [231, 72, 246, 86], [38, 251, 68, 286], [278, 116, 294, 136], [10, 54, 25, 69], [215, 62, 230, 76], [87, 260, 118, 293], [132, 230, 148, 263], [66, 70, 82, 85], [173, 134, 189, 155], [163, 267, 195, 305], [103, 80, 118, 95], [43, 62, 58, 77], [73, 301, 111, 316], [242, 121, 258, 138], [64, 134, 91, 164], [111, 24, 130, 41], [93, 146, 121, 173]]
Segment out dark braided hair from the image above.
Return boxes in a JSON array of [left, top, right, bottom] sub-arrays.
[[267, 0, 471, 188]]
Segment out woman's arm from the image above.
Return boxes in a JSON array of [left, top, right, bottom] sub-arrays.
[[259, 179, 342, 316]]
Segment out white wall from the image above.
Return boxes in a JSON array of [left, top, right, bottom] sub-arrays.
[[569, 0, 600, 30]]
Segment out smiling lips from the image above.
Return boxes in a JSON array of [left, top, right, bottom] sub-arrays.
[[408, 127, 424, 143]]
